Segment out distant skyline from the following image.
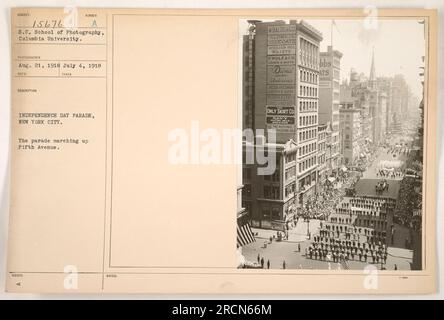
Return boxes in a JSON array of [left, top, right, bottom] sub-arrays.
[[240, 19, 425, 99]]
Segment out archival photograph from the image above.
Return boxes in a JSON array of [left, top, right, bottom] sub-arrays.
[[236, 18, 425, 271]]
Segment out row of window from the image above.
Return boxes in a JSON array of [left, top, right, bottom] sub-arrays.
[[299, 127, 317, 143], [299, 69, 318, 84], [299, 172, 317, 189], [300, 85, 317, 97], [299, 114, 318, 127], [299, 37, 319, 69], [285, 183, 296, 198], [318, 141, 326, 152], [285, 166, 296, 181], [299, 99, 317, 112], [298, 155, 317, 173], [299, 142, 317, 157], [285, 152, 296, 163], [263, 185, 280, 200], [262, 207, 280, 220]]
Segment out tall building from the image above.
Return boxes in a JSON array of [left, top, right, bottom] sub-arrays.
[[368, 48, 377, 90], [367, 50, 389, 145], [317, 124, 328, 192], [376, 76, 393, 136], [319, 46, 342, 173], [242, 29, 255, 131], [339, 101, 362, 165], [368, 49, 380, 145], [390, 74, 410, 128], [340, 70, 373, 157], [324, 123, 333, 176], [241, 20, 323, 229], [340, 76, 372, 162]]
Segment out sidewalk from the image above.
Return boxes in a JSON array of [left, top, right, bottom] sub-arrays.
[[251, 218, 321, 243]]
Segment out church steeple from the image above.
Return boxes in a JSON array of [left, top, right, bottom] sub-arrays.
[[369, 47, 376, 89]]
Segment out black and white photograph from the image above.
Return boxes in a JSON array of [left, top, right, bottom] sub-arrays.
[[237, 18, 426, 271]]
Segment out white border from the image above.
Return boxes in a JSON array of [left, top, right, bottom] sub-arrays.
[[0, 0, 442, 299]]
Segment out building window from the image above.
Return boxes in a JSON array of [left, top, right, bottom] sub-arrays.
[[272, 207, 280, 220]]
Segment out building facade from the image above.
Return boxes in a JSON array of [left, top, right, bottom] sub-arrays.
[[317, 124, 328, 192], [242, 140, 299, 231], [242, 20, 323, 228], [339, 102, 362, 165], [319, 45, 342, 173]]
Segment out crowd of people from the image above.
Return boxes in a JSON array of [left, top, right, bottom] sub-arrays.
[[252, 253, 287, 269], [304, 188, 393, 267], [306, 232, 388, 265], [376, 169, 404, 179], [297, 172, 361, 222], [396, 176, 422, 233], [387, 146, 413, 157], [299, 191, 340, 221], [242, 137, 421, 270]]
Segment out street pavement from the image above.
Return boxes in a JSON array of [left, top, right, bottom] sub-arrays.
[[251, 218, 320, 243], [243, 221, 412, 270], [363, 146, 407, 180]]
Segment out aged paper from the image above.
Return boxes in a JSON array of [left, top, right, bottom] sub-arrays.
[[7, 8, 437, 293]]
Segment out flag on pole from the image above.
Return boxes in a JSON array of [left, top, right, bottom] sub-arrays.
[[331, 20, 340, 47], [332, 20, 341, 34]]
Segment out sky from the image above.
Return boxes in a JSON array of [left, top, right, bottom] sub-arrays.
[[240, 19, 426, 98]]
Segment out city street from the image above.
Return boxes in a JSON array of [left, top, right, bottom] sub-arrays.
[[241, 143, 414, 270], [242, 223, 411, 270], [363, 144, 409, 180], [239, 19, 424, 272]]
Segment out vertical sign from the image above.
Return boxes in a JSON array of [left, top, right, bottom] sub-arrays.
[[319, 54, 332, 81]]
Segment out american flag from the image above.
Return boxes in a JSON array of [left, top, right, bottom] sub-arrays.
[[340, 257, 350, 270], [237, 220, 256, 247]]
